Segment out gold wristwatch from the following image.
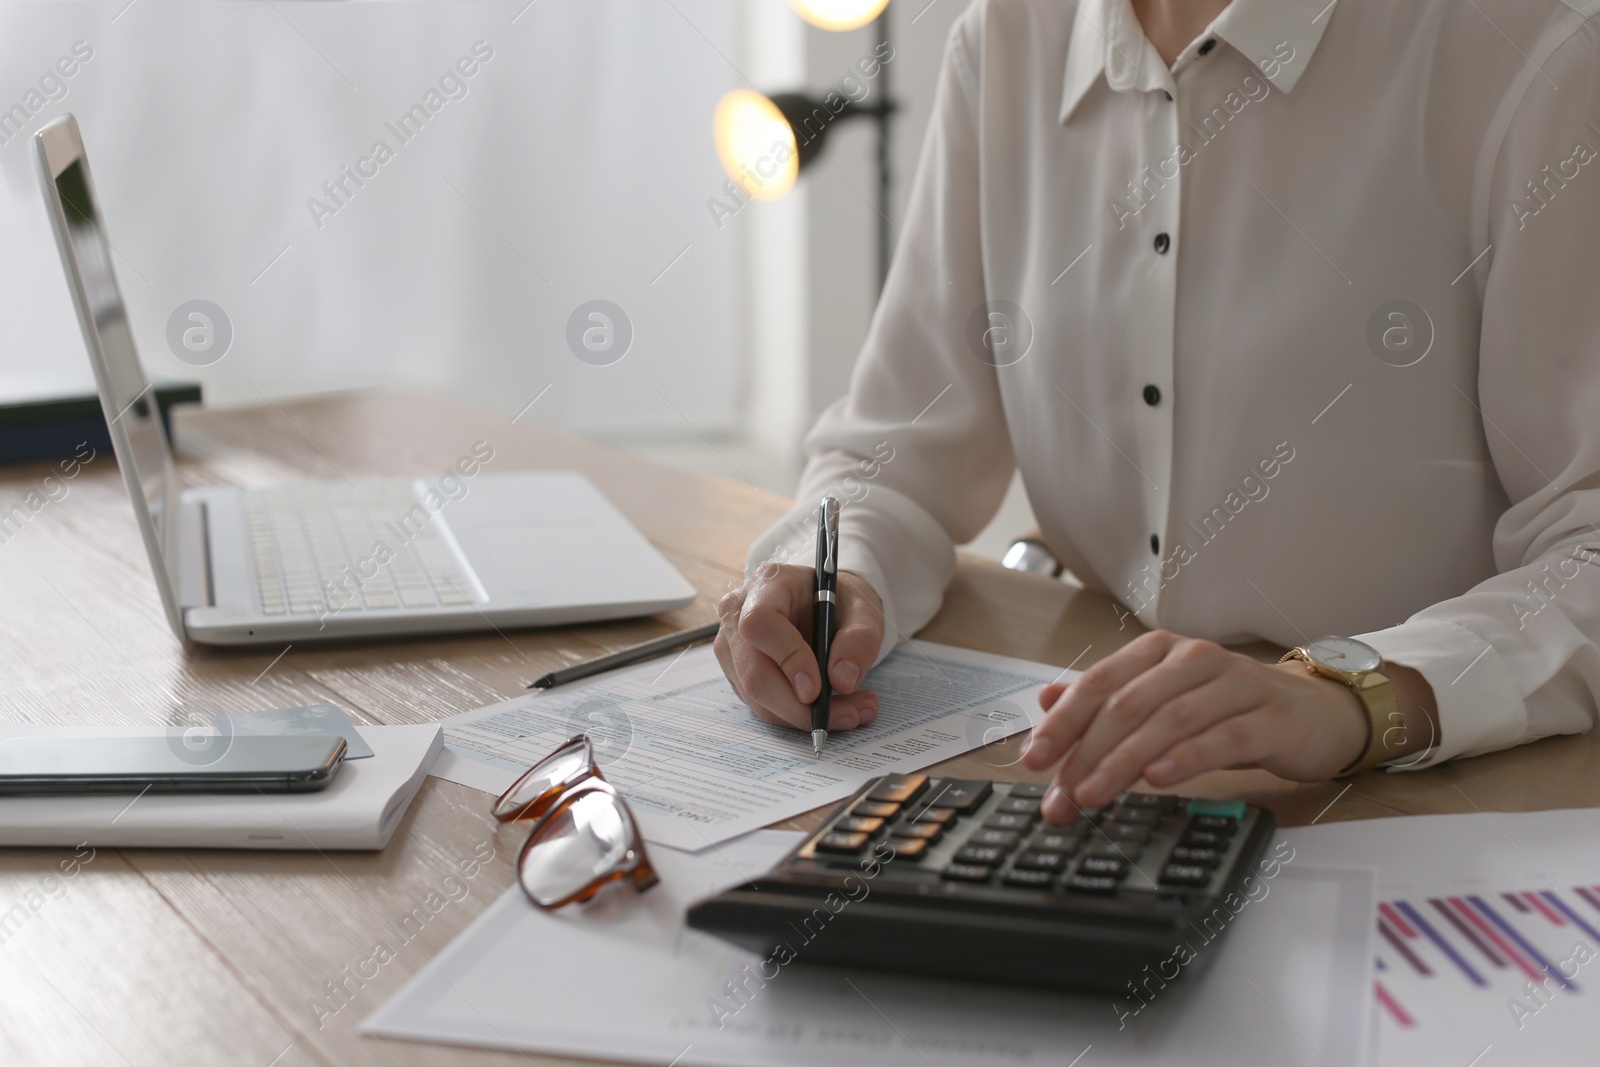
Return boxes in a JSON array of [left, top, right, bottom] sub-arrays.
[[1279, 636, 1397, 776]]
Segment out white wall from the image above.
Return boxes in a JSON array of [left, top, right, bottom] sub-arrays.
[[801, 0, 967, 430], [0, 0, 742, 435], [727, 0, 810, 468], [0, 0, 1027, 550], [692, 0, 972, 480]]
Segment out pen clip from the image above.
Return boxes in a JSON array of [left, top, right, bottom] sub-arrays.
[[818, 495, 840, 577]]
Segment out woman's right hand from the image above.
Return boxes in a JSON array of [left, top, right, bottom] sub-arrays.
[[713, 562, 886, 731]]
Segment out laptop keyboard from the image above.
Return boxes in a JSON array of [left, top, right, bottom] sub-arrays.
[[245, 484, 480, 615]]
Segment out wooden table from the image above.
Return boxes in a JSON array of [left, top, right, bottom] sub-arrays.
[[1, 388, 1595, 1066]]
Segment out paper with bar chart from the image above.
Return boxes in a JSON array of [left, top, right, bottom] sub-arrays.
[[1285, 807, 1600, 1066]]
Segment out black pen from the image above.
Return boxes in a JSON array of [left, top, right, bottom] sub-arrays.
[[527, 621, 720, 689], [811, 495, 841, 756]]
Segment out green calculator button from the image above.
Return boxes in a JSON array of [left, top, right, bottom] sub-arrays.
[[1186, 799, 1246, 820]]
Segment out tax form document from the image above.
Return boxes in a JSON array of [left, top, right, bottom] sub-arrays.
[[429, 640, 1071, 852]]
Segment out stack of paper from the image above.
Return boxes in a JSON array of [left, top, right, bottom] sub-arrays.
[[365, 831, 1376, 1067]]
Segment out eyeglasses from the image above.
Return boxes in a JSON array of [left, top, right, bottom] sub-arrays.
[[492, 734, 659, 909]]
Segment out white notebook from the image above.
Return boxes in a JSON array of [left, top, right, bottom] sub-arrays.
[[0, 723, 441, 850]]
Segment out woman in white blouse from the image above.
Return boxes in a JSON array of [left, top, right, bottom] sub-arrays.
[[714, 0, 1600, 823]]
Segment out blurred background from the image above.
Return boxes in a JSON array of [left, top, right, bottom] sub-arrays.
[[0, 0, 1032, 558]]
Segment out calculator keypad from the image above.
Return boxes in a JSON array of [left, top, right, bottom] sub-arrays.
[[851, 800, 900, 819], [815, 831, 870, 853], [891, 822, 944, 841], [801, 777, 1257, 903], [867, 774, 928, 804], [923, 780, 993, 813], [1003, 868, 1056, 888], [1013, 850, 1068, 872], [970, 828, 1021, 848], [690, 778, 1273, 998], [890, 838, 930, 859]]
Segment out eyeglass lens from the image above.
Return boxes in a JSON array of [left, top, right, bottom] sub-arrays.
[[493, 737, 591, 821], [517, 789, 649, 907]]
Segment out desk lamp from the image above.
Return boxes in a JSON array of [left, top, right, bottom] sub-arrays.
[[712, 0, 897, 292]]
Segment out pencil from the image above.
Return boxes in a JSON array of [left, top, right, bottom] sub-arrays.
[[528, 621, 721, 689]]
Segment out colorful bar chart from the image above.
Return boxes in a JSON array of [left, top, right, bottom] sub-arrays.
[[1286, 805, 1600, 1064], [1372, 884, 1600, 1034]]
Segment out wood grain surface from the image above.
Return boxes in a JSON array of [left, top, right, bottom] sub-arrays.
[[0, 388, 1594, 1065]]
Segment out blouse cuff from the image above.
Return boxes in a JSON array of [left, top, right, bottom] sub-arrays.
[[836, 541, 901, 668], [1355, 618, 1526, 770]]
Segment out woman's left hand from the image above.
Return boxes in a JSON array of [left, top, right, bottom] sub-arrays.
[[1020, 630, 1370, 824]]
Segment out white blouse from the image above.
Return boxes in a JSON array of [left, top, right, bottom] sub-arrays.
[[748, 0, 1600, 768]]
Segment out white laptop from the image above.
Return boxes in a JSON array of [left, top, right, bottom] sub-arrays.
[[34, 114, 696, 647]]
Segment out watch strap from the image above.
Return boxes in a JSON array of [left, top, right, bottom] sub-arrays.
[[1280, 646, 1399, 776]]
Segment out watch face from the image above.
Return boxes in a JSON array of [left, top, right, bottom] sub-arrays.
[[1306, 636, 1381, 674]]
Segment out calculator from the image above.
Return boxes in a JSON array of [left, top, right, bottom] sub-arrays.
[[686, 773, 1277, 992]]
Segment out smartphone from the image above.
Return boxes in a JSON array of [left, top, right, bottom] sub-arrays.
[[0, 734, 348, 794]]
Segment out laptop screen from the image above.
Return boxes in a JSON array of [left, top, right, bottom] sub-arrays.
[[48, 149, 178, 604]]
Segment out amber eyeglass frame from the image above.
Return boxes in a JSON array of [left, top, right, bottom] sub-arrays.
[[492, 734, 659, 910]]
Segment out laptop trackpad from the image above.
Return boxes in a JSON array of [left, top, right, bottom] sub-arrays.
[[444, 471, 690, 608], [464, 521, 635, 604]]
